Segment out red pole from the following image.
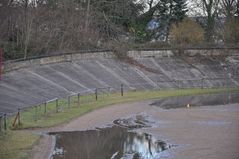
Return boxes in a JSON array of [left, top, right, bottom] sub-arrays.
[[0, 48, 2, 80]]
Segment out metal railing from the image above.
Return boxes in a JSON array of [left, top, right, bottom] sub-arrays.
[[0, 113, 7, 133]]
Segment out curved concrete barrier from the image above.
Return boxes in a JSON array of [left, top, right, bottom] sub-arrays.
[[0, 49, 239, 113]]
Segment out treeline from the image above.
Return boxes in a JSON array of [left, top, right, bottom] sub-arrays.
[[0, 0, 239, 60]]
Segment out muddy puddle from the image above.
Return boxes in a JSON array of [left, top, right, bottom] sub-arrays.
[[151, 93, 239, 109], [50, 115, 170, 159]]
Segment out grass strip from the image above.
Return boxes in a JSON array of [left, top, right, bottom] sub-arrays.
[[0, 131, 39, 159], [9, 87, 239, 129]]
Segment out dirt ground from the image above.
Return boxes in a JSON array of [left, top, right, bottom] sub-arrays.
[[31, 100, 239, 159]]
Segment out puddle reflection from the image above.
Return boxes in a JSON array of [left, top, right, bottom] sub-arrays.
[[50, 126, 169, 159], [151, 93, 239, 109]]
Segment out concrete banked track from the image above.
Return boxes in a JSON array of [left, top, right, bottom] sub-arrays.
[[0, 50, 239, 113]]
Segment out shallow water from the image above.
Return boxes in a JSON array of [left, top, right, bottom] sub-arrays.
[[151, 93, 239, 109], [49, 93, 239, 159], [50, 126, 169, 159]]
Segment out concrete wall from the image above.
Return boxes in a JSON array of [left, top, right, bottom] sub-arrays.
[[3, 51, 115, 73], [1, 50, 239, 113], [2, 48, 239, 73]]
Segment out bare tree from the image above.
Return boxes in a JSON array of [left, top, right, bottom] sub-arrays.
[[236, 0, 239, 16], [201, 0, 220, 42], [189, 0, 220, 42], [85, 0, 91, 32], [220, 0, 237, 19], [220, 0, 239, 43]]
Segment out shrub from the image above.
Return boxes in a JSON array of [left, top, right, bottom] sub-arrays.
[[170, 18, 204, 46], [223, 18, 239, 44]]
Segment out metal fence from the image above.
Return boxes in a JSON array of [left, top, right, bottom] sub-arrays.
[[0, 114, 7, 133], [0, 77, 239, 133], [0, 86, 114, 131]]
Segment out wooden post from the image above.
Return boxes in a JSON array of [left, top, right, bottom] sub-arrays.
[[121, 84, 124, 96], [12, 110, 20, 128]]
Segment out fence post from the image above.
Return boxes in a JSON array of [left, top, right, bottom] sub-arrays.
[[121, 84, 124, 96], [18, 108, 21, 126], [34, 106, 38, 121], [177, 80, 180, 89], [77, 93, 80, 107], [108, 87, 111, 96], [0, 115, 2, 132], [56, 98, 59, 113], [201, 78, 204, 89], [95, 88, 98, 101], [44, 102, 47, 114], [68, 96, 71, 108], [38, 104, 41, 112], [0, 48, 3, 81], [4, 114, 7, 131]]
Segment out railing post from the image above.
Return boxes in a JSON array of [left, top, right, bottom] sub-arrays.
[[0, 48, 3, 81], [121, 84, 124, 96], [176, 80, 180, 89], [38, 104, 41, 112], [95, 88, 98, 101], [18, 108, 21, 126], [77, 93, 80, 107], [44, 102, 47, 114], [56, 98, 59, 113], [0, 115, 2, 132], [108, 87, 111, 96], [201, 78, 204, 89], [4, 114, 7, 131], [68, 96, 71, 108], [34, 106, 38, 121]]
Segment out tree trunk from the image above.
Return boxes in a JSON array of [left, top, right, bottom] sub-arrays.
[[85, 0, 91, 33]]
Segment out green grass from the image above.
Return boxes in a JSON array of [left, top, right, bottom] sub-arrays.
[[1, 87, 239, 159], [8, 87, 239, 129], [0, 131, 39, 159]]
